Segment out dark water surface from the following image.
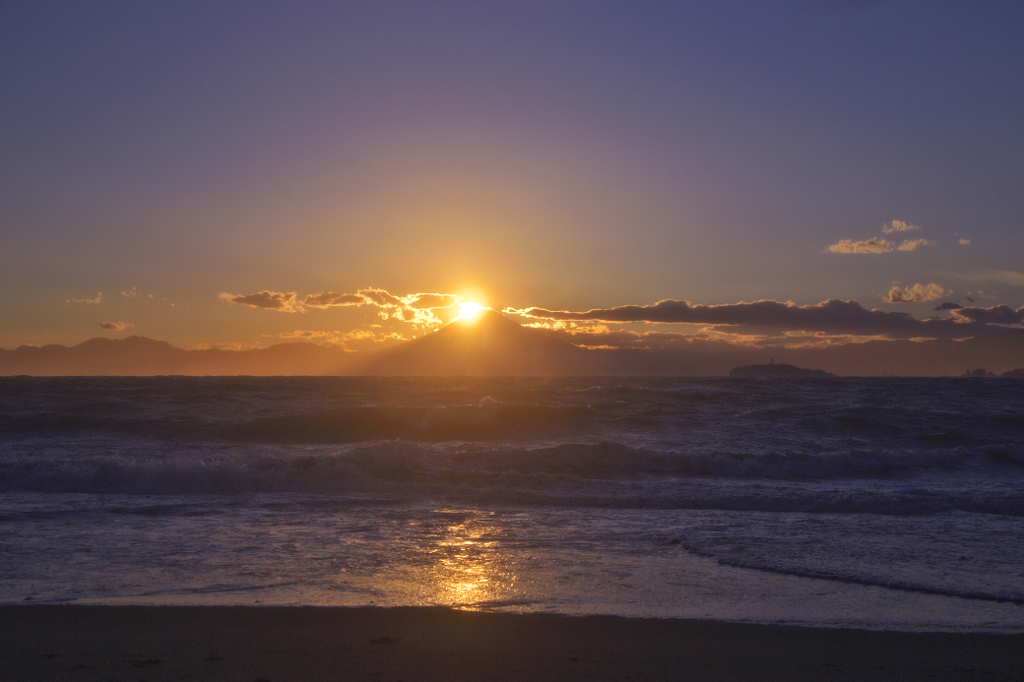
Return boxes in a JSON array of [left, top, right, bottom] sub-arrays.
[[1, 377, 1022, 631]]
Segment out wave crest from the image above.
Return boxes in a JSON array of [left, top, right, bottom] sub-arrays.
[[2, 442, 1023, 516]]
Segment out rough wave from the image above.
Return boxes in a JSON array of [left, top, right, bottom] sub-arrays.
[[224, 399, 595, 443], [3, 441, 1023, 515]]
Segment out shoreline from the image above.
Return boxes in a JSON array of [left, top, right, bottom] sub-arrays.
[[2, 605, 1022, 681]]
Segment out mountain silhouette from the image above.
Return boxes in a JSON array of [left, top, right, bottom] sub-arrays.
[[364, 309, 588, 375], [4, 315, 1024, 376], [0, 335, 354, 376]]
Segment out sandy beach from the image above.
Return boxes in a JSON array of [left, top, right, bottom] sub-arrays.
[[1, 605, 1021, 681]]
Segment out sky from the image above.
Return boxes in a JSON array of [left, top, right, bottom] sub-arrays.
[[2, 1, 1023, 353]]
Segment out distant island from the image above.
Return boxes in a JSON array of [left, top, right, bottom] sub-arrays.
[[729, 361, 835, 378], [963, 368, 1024, 378]]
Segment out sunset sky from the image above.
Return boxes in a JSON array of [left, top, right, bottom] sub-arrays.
[[2, 1, 1022, 353]]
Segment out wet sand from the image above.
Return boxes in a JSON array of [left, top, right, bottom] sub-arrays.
[[1, 605, 1021, 681]]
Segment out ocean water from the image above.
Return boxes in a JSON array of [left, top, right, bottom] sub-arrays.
[[1, 376, 1023, 632]]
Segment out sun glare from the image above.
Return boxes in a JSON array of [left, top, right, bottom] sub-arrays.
[[458, 302, 484, 320]]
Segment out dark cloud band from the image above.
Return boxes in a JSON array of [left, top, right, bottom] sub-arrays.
[[950, 305, 1024, 326], [514, 299, 1022, 339]]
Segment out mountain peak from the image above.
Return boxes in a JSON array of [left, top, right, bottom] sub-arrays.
[[434, 308, 531, 338], [73, 336, 178, 352], [367, 309, 586, 375], [75, 335, 178, 348]]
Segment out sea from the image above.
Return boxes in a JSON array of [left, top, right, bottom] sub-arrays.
[[1, 376, 1022, 632]]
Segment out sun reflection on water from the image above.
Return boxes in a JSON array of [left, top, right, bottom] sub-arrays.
[[334, 509, 532, 611], [404, 511, 522, 609]]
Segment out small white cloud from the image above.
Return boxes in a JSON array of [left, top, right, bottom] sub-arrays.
[[97, 321, 134, 331], [882, 220, 921, 234], [66, 293, 102, 304], [885, 283, 948, 304], [895, 238, 934, 251], [279, 329, 332, 339], [959, 238, 971, 245], [828, 238, 895, 254], [829, 222, 933, 255], [121, 287, 152, 300]]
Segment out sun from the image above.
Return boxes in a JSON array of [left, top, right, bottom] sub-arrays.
[[457, 302, 484, 320]]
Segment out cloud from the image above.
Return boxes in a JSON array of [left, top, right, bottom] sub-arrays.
[[190, 342, 258, 351], [934, 302, 963, 311], [224, 285, 465, 326], [302, 292, 365, 309], [66, 293, 102, 304], [827, 237, 895, 254], [358, 287, 403, 307], [983, 270, 1024, 287], [407, 294, 461, 309], [511, 298, 1016, 339], [949, 305, 1024, 326], [543, 325, 864, 352], [338, 329, 407, 352], [550, 328, 738, 352], [279, 330, 332, 339], [122, 287, 154, 301], [276, 328, 407, 351], [895, 238, 934, 251], [119, 287, 175, 306], [882, 220, 921, 234], [299, 288, 459, 313], [219, 290, 302, 312], [357, 288, 462, 326], [97, 321, 133, 331], [885, 283, 947, 303], [826, 236, 932, 254], [959, 238, 970, 245], [828, 219, 933, 254]]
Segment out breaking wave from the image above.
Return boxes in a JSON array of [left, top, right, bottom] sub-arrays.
[[225, 399, 595, 443], [3, 441, 1023, 515], [0, 399, 597, 443]]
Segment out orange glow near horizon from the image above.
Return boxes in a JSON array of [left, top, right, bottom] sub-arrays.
[[457, 302, 485, 320]]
